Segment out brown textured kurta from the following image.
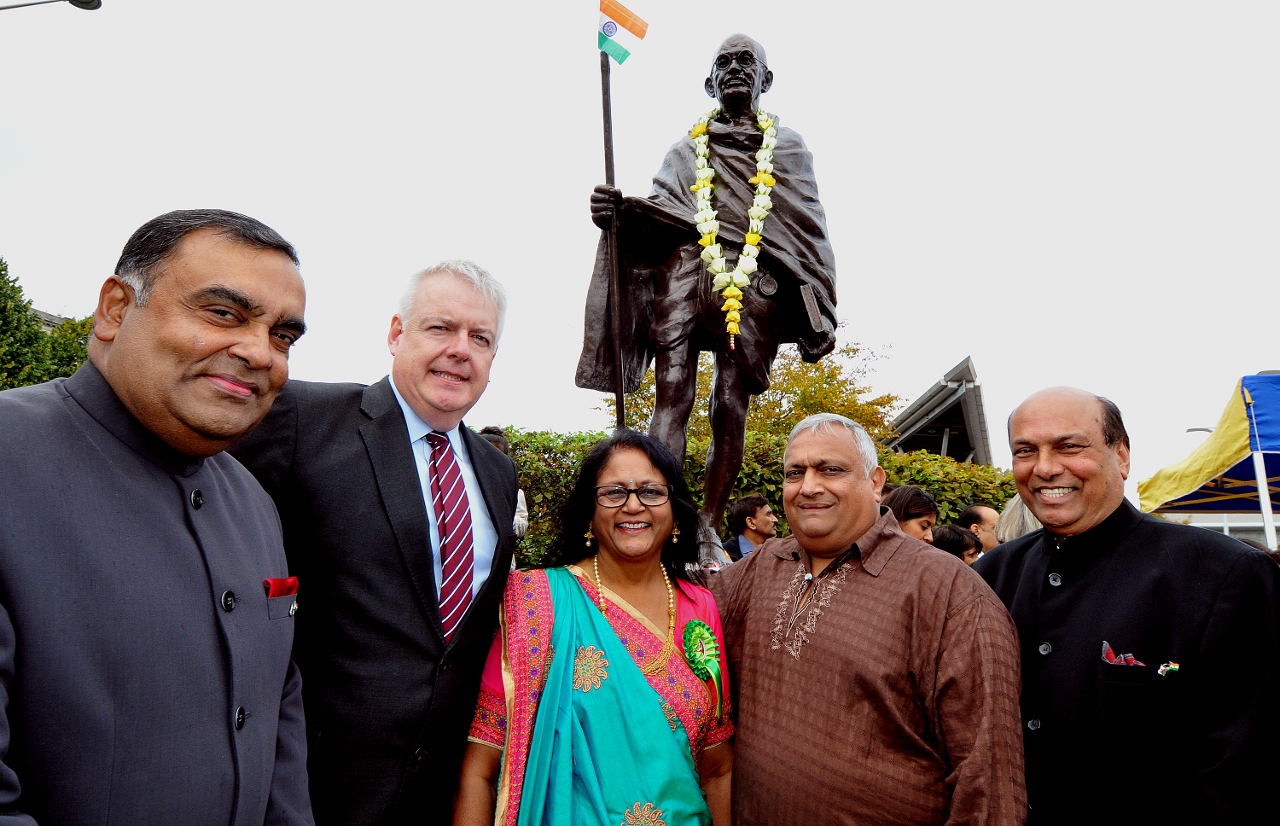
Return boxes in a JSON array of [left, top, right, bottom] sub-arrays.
[[710, 509, 1027, 825]]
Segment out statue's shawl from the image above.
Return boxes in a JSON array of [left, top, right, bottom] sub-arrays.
[[576, 115, 837, 394]]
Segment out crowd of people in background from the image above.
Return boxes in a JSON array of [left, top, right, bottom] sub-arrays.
[[721, 483, 1042, 569]]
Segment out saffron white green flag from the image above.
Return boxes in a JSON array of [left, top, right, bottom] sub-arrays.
[[598, 0, 647, 64]]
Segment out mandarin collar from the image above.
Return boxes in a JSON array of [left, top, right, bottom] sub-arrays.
[[64, 362, 205, 478], [1039, 499, 1144, 569]]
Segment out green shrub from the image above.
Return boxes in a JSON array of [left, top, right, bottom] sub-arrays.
[[504, 428, 607, 566], [880, 450, 1017, 522]]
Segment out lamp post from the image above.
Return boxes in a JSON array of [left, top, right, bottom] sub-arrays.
[[0, 0, 101, 10]]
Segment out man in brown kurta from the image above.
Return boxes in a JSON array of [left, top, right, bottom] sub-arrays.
[[711, 413, 1026, 825]]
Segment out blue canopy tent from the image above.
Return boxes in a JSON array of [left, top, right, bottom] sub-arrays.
[[1138, 374, 1280, 549]]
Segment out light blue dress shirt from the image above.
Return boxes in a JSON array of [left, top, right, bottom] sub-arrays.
[[389, 378, 498, 599], [738, 533, 757, 556]]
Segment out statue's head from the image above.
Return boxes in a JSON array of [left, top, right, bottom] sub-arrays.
[[704, 34, 773, 115]]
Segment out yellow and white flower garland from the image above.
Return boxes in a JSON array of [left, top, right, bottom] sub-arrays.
[[689, 107, 778, 349]]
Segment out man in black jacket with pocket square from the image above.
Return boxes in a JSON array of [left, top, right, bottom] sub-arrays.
[[974, 387, 1280, 826], [231, 260, 518, 825]]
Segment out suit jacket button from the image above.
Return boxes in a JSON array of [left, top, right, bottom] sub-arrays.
[[412, 747, 426, 762], [234, 706, 246, 730], [1038, 642, 1053, 655], [1048, 572, 1063, 586], [190, 489, 204, 509], [221, 591, 237, 612], [1027, 718, 1041, 731]]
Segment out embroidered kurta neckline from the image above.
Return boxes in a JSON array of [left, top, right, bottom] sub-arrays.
[[770, 554, 860, 659]]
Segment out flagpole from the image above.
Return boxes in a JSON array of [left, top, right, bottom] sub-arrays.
[[600, 49, 626, 431]]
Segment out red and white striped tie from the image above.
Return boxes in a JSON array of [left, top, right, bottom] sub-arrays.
[[426, 433, 474, 642]]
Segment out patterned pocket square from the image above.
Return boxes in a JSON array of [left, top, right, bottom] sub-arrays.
[[264, 576, 299, 598], [1101, 641, 1145, 666]]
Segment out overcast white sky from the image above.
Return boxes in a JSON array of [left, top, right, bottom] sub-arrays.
[[3, 1, 1277, 495]]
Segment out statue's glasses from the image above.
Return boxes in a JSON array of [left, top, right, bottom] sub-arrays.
[[594, 484, 671, 508], [714, 51, 764, 72]]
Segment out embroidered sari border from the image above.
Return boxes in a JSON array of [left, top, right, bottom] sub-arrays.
[[569, 566, 726, 756], [495, 569, 555, 826]]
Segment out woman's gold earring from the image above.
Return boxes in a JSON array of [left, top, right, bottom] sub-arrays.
[[671, 525, 680, 544], [584, 527, 595, 547]]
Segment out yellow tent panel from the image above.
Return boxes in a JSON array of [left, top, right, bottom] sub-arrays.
[[1137, 380, 1252, 513]]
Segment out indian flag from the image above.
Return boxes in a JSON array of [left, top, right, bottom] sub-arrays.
[[599, 0, 647, 65]]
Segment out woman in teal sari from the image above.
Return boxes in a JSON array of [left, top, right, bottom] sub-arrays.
[[453, 430, 733, 826]]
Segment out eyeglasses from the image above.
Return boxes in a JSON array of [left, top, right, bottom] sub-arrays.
[[714, 51, 763, 72], [594, 484, 671, 508]]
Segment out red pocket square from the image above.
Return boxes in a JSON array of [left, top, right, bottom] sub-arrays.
[[1101, 640, 1145, 667], [264, 576, 299, 598]]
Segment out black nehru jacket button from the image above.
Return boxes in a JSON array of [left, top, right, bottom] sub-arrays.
[[1048, 572, 1063, 586], [221, 591, 237, 612], [234, 707, 246, 730], [1038, 642, 1053, 655], [190, 489, 203, 509]]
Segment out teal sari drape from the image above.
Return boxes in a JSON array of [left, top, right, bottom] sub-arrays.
[[516, 567, 712, 826]]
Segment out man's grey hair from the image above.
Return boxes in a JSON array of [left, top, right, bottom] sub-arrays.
[[996, 494, 1043, 544], [398, 259, 508, 344], [787, 413, 880, 478], [114, 209, 299, 307]]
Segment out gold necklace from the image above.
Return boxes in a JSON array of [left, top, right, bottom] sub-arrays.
[[592, 554, 677, 675]]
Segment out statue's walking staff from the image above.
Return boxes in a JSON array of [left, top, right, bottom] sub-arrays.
[[597, 0, 648, 431], [599, 50, 625, 431]]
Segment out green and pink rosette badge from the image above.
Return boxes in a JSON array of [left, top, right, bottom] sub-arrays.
[[683, 620, 723, 716]]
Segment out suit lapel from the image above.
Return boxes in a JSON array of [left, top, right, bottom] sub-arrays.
[[460, 424, 512, 586], [359, 379, 444, 643]]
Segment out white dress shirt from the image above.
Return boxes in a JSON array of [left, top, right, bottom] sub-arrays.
[[389, 378, 499, 599]]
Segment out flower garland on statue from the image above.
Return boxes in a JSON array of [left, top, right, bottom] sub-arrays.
[[689, 107, 778, 350]]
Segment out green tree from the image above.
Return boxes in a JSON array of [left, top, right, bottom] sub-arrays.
[[44, 316, 94, 379], [0, 258, 93, 389], [0, 257, 50, 390], [750, 342, 900, 441], [505, 428, 608, 566], [880, 450, 1017, 522]]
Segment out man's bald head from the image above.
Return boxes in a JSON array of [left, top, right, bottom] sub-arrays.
[[1007, 387, 1130, 450], [717, 33, 767, 67]]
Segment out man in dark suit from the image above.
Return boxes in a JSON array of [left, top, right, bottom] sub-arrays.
[[975, 387, 1280, 825], [231, 260, 518, 825], [0, 209, 313, 824]]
